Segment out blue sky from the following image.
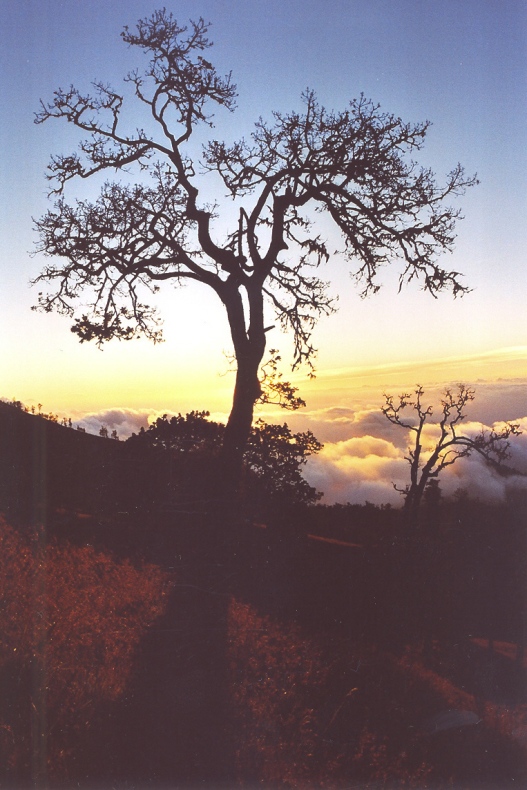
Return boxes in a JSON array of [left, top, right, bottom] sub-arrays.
[[1, 0, 526, 428]]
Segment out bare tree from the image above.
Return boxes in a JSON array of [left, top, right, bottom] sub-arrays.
[[382, 384, 521, 522], [33, 9, 477, 487]]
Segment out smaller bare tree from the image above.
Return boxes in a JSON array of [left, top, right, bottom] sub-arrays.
[[382, 384, 521, 523]]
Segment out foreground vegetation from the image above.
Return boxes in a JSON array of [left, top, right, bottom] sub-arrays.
[[1, 400, 526, 787], [1, 506, 526, 788], [0, 516, 174, 785]]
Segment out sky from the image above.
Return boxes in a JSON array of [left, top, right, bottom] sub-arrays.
[[1, 0, 526, 504]]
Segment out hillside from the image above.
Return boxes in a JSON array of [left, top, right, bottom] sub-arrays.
[[0, 400, 152, 523]]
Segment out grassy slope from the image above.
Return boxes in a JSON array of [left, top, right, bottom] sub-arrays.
[[0, 401, 526, 787]]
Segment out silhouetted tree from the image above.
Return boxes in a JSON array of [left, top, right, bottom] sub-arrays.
[[135, 411, 224, 454], [33, 9, 476, 486], [245, 419, 322, 506], [128, 411, 321, 506], [382, 384, 521, 524]]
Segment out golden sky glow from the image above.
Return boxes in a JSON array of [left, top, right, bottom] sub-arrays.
[[1, 0, 526, 494], [294, 345, 527, 412]]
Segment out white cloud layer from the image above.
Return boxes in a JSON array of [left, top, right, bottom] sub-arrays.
[[72, 380, 527, 506], [74, 408, 153, 438], [73, 406, 223, 439], [304, 412, 527, 506]]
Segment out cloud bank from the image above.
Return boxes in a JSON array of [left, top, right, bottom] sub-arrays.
[[73, 408, 153, 439], [303, 412, 527, 506], [72, 379, 527, 506]]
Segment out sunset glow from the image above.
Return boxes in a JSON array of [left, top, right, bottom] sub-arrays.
[[1, 0, 525, 504], [2, 7, 526, 785]]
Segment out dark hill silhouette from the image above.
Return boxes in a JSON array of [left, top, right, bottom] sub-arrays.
[[0, 399, 153, 526]]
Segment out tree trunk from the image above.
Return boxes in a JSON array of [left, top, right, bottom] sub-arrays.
[[220, 350, 262, 488], [404, 465, 431, 530], [217, 281, 266, 497]]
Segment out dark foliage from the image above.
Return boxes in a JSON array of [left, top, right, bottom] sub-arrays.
[[127, 410, 322, 509]]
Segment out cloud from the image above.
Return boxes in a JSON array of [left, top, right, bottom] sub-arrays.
[[74, 408, 152, 438], [507, 417, 527, 471], [303, 413, 527, 506], [303, 432, 406, 506], [73, 406, 228, 439], [71, 392, 527, 507], [305, 455, 404, 507], [462, 379, 527, 424], [277, 405, 409, 447], [321, 436, 401, 461], [276, 379, 527, 505]]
